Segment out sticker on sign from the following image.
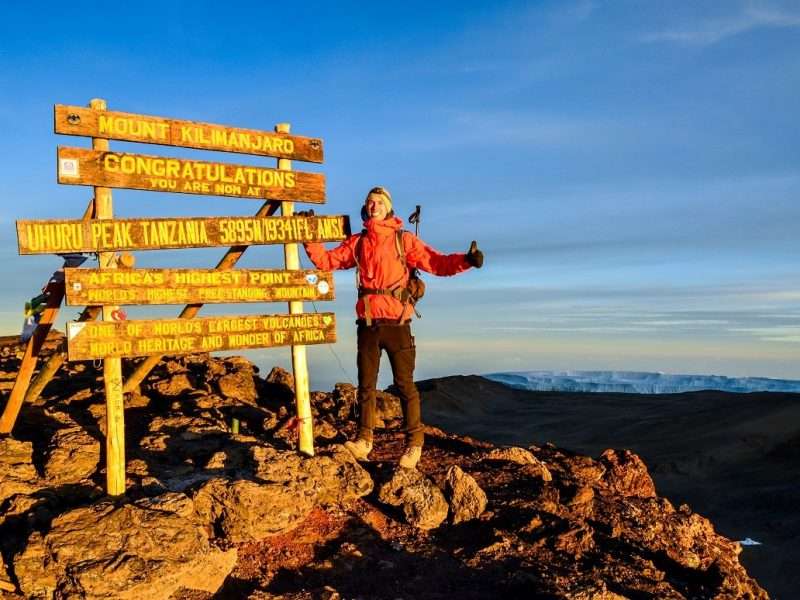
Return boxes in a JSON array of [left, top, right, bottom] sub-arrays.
[[59, 158, 79, 178]]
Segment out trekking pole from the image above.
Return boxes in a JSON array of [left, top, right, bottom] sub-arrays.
[[409, 205, 421, 236]]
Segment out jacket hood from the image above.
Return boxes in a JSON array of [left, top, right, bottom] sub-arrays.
[[363, 215, 403, 234]]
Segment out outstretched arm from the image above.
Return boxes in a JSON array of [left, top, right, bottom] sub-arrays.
[[303, 237, 358, 271], [404, 233, 472, 276]]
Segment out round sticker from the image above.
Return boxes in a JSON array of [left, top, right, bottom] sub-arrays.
[[317, 280, 330, 294], [305, 274, 319, 285]]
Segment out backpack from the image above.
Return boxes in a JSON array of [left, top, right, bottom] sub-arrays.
[[354, 229, 425, 324]]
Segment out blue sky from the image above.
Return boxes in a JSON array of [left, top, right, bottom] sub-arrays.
[[1, 1, 798, 389]]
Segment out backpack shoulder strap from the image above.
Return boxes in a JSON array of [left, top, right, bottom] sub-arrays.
[[353, 229, 366, 285], [395, 230, 407, 269]]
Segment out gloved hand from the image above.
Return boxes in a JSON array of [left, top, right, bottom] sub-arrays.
[[466, 241, 484, 268], [295, 209, 315, 218]]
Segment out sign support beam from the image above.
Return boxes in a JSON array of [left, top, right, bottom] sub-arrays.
[[92, 98, 126, 497], [122, 200, 282, 393], [277, 123, 315, 456]]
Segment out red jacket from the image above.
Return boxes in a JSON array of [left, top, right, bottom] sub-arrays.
[[304, 216, 471, 321]]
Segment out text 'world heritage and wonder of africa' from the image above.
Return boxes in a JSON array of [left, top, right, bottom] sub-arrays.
[[67, 313, 337, 360]]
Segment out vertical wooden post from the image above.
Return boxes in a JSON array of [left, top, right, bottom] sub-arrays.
[[276, 122, 314, 456], [91, 98, 126, 496]]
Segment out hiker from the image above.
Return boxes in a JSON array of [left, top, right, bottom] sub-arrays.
[[301, 186, 483, 469]]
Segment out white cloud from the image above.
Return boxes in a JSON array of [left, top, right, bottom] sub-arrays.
[[729, 326, 800, 343], [640, 3, 800, 46]]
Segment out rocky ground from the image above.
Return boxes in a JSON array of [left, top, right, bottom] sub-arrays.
[[0, 337, 768, 599]]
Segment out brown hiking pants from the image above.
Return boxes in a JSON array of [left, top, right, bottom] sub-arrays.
[[356, 322, 423, 447]]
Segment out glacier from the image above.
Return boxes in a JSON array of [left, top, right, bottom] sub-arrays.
[[483, 370, 800, 395]]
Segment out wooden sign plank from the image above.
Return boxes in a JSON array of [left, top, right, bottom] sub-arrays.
[[55, 105, 323, 163], [64, 268, 335, 306], [17, 214, 350, 254], [67, 313, 337, 360], [57, 147, 326, 203]]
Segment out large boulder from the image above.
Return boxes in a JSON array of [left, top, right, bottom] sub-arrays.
[[598, 449, 656, 498], [193, 445, 373, 543], [378, 468, 448, 530], [193, 477, 315, 543], [43, 426, 101, 485], [445, 465, 487, 523], [13, 493, 236, 600], [251, 445, 373, 505]]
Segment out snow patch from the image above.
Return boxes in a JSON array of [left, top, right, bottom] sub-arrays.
[[484, 370, 800, 395], [738, 538, 763, 546]]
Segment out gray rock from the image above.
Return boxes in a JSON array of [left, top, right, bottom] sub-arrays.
[[445, 465, 487, 523], [378, 468, 448, 530], [14, 493, 236, 600]]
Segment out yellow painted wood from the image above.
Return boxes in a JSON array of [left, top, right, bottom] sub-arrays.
[[55, 104, 324, 163], [56, 146, 326, 203], [16, 214, 350, 254], [67, 312, 337, 360], [277, 123, 315, 457], [91, 98, 126, 497], [64, 268, 335, 306]]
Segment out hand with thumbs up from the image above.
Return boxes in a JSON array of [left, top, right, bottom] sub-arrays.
[[466, 241, 484, 268]]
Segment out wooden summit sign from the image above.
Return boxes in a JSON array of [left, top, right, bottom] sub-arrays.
[[64, 268, 335, 305], [57, 147, 326, 203], [55, 105, 324, 163], [67, 313, 337, 361], [4, 98, 335, 497], [17, 215, 349, 254]]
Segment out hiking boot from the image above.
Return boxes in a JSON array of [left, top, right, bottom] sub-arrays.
[[399, 445, 422, 470], [344, 438, 372, 461]]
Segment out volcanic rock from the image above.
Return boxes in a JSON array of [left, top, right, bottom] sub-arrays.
[[192, 477, 315, 543], [0, 342, 770, 598], [13, 493, 236, 600], [192, 445, 372, 543], [42, 425, 100, 485], [217, 371, 258, 405], [378, 467, 448, 530], [445, 464, 487, 523], [152, 372, 194, 397], [598, 448, 657, 498], [479, 446, 553, 481], [0, 438, 40, 504]]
